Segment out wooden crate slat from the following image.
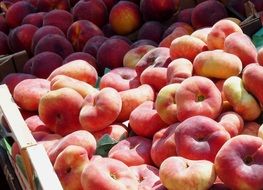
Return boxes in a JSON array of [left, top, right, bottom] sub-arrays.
[[0, 85, 37, 149]]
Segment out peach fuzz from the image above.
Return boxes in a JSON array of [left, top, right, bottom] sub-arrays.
[[13, 78, 50, 111], [207, 19, 243, 50], [116, 84, 155, 122], [137, 21, 164, 44], [223, 76, 261, 121], [36, 0, 70, 12], [169, 35, 208, 62], [167, 58, 193, 84], [50, 75, 98, 98], [193, 50, 243, 79], [48, 60, 98, 87], [79, 87, 122, 132], [22, 12, 45, 27], [257, 47, 263, 66], [129, 100, 168, 138]]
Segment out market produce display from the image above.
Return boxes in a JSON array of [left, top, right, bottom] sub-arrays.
[[1, 0, 263, 190]]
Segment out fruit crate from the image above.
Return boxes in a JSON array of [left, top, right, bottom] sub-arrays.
[[0, 84, 63, 190], [0, 50, 29, 81]]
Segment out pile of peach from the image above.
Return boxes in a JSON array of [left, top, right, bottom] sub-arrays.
[[1, 0, 263, 190]]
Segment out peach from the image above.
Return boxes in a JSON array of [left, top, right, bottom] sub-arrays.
[[193, 50, 243, 79], [162, 22, 194, 38], [155, 83, 180, 125], [81, 157, 138, 190], [135, 47, 171, 76], [38, 88, 84, 136], [191, 27, 212, 44], [191, 0, 228, 29], [22, 12, 45, 27], [150, 123, 178, 167], [0, 15, 9, 34], [23, 57, 34, 74], [176, 8, 193, 25], [99, 67, 140, 91], [137, 21, 164, 44], [224, 32, 257, 67], [82, 35, 108, 58], [48, 130, 96, 164], [140, 0, 180, 21], [109, 1, 142, 35], [123, 44, 156, 69], [0, 31, 10, 55], [242, 121, 261, 136], [54, 145, 90, 190], [97, 38, 131, 74], [31, 25, 65, 53], [25, 115, 51, 133], [159, 27, 192, 48], [63, 52, 98, 72], [108, 136, 153, 166], [50, 75, 98, 98], [48, 59, 98, 86], [5, 1, 36, 28], [130, 39, 158, 48], [167, 58, 193, 84], [79, 87, 122, 132], [223, 76, 261, 121], [92, 123, 128, 142], [160, 156, 216, 190], [13, 78, 50, 111], [130, 164, 165, 190], [140, 67, 167, 92], [43, 9, 73, 35], [176, 76, 223, 121], [101, 0, 118, 11], [170, 35, 208, 62], [67, 20, 104, 52], [207, 19, 243, 50], [242, 63, 263, 105], [217, 111, 244, 137], [129, 100, 168, 138], [257, 47, 263, 66], [174, 115, 230, 162], [116, 84, 155, 122], [8, 24, 38, 55], [36, 0, 70, 12], [258, 124, 263, 139], [1, 73, 36, 94], [72, 0, 108, 28], [30, 51, 63, 79], [214, 135, 263, 190], [34, 34, 74, 59]]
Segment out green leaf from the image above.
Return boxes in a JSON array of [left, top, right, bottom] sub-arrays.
[[0, 137, 12, 155], [95, 134, 118, 157]]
